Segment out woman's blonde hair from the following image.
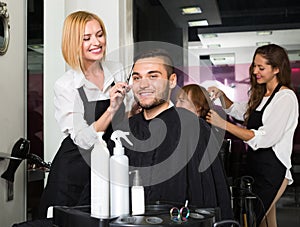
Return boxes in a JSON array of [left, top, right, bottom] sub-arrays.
[[61, 11, 107, 71]]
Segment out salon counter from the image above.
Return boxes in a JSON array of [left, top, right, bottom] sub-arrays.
[[53, 205, 218, 227]]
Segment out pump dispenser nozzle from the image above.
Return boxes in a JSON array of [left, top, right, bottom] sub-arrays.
[[129, 169, 145, 215], [130, 170, 142, 186]]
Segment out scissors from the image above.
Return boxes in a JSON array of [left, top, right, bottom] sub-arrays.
[[126, 64, 134, 84], [170, 200, 190, 223]]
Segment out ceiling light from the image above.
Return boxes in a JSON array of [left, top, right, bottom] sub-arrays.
[[188, 20, 208, 27], [256, 31, 272, 36], [207, 44, 221, 48], [212, 57, 226, 61], [256, 42, 271, 46], [181, 6, 202, 15]]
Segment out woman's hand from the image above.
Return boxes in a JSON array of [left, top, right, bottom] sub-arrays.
[[207, 86, 225, 102], [206, 109, 255, 141], [206, 109, 227, 130], [207, 86, 233, 109], [108, 82, 131, 114], [93, 82, 131, 132]]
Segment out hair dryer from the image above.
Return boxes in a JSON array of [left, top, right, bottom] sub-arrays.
[[1, 138, 30, 182]]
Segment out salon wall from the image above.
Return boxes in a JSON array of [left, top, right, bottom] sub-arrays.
[[0, 0, 26, 226]]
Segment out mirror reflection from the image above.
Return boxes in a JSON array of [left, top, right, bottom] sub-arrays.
[[0, 1, 10, 55], [0, 17, 4, 45]]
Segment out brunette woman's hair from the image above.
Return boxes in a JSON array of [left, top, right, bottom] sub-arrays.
[[245, 44, 292, 123]]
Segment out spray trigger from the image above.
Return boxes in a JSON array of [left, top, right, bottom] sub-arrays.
[[111, 130, 133, 149]]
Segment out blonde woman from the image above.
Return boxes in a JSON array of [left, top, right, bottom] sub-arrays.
[[39, 11, 131, 217]]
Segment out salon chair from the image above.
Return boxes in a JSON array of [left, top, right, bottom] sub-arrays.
[[218, 137, 248, 187]]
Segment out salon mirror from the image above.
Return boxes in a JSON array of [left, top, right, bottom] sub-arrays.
[[0, 1, 10, 56]]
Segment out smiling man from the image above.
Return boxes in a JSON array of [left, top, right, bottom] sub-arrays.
[[131, 51, 176, 118], [111, 48, 233, 221]]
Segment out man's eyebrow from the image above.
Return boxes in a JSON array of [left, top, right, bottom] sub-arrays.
[[132, 70, 162, 76], [148, 70, 162, 75], [131, 72, 139, 76]]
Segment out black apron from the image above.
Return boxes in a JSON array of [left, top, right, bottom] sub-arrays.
[[39, 85, 124, 218], [246, 83, 286, 224]]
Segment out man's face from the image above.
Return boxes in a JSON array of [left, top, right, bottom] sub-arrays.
[[131, 57, 176, 110]]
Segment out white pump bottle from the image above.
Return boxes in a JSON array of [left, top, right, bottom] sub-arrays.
[[110, 130, 132, 217], [130, 170, 145, 215], [91, 131, 110, 218]]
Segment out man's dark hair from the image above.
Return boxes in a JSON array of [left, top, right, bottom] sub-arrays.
[[134, 49, 174, 77]]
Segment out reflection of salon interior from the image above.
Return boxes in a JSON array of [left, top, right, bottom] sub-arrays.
[[26, 0, 44, 220], [1, 0, 300, 226]]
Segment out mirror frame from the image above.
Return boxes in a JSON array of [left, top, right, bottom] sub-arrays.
[[0, 1, 10, 56]]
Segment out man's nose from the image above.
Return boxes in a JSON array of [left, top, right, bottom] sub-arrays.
[[139, 78, 150, 88]]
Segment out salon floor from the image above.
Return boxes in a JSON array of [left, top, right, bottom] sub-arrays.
[[276, 186, 300, 227]]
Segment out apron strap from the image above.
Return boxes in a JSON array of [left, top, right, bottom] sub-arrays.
[[78, 86, 97, 125], [261, 83, 282, 112]]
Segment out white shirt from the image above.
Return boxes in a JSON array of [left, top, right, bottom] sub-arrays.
[[225, 89, 299, 184], [54, 61, 133, 149]]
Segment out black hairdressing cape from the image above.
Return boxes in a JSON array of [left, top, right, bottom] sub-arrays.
[[111, 106, 233, 220]]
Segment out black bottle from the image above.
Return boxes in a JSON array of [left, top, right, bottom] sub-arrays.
[[244, 181, 256, 227]]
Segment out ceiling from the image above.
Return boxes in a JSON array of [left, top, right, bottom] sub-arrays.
[[155, 0, 300, 61], [158, 0, 300, 40], [192, 28, 300, 49], [159, 0, 221, 30]]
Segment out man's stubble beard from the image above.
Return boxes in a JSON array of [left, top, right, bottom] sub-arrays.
[[137, 98, 167, 110], [134, 83, 170, 110]]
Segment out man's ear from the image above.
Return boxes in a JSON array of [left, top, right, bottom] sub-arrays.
[[169, 73, 177, 89]]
